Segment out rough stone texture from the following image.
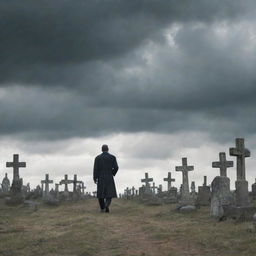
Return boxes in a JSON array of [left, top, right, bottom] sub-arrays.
[[221, 206, 256, 221], [210, 176, 234, 218], [163, 172, 175, 191], [230, 138, 250, 207], [235, 180, 250, 207], [197, 186, 211, 206], [1, 173, 10, 194], [176, 158, 194, 206], [212, 152, 233, 177]]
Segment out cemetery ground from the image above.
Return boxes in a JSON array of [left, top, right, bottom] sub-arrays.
[[0, 199, 256, 256]]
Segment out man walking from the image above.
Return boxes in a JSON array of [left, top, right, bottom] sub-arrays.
[[93, 144, 119, 213]]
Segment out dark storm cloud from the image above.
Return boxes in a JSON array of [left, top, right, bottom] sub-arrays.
[[0, 0, 254, 85], [0, 0, 256, 142]]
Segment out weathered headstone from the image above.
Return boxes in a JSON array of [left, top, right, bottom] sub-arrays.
[[6, 154, 26, 205], [175, 158, 194, 206], [163, 172, 175, 191], [131, 186, 136, 196], [190, 181, 197, 202], [41, 174, 53, 200], [211, 153, 234, 218], [124, 187, 131, 198], [1, 173, 10, 193], [230, 138, 250, 207], [197, 176, 211, 206]]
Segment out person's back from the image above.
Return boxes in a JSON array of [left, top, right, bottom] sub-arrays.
[[93, 145, 119, 213]]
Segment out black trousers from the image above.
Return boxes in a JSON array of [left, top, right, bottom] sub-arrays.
[[98, 198, 112, 209]]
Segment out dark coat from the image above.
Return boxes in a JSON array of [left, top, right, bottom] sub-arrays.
[[93, 152, 119, 198]]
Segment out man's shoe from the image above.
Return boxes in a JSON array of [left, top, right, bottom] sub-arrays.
[[105, 207, 109, 213]]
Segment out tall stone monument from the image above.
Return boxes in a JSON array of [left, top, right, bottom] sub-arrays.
[[163, 172, 175, 191], [230, 138, 251, 207], [141, 173, 153, 194], [175, 157, 194, 206], [6, 154, 26, 204], [60, 174, 73, 199]]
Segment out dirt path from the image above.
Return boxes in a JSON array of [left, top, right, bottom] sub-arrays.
[[91, 200, 202, 256]]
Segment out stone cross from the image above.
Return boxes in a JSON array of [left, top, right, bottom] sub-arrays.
[[175, 158, 194, 198], [41, 174, 53, 197], [158, 184, 163, 193], [125, 187, 130, 198], [151, 182, 157, 194], [141, 172, 153, 188], [163, 172, 175, 191], [212, 152, 233, 177], [60, 174, 73, 192], [229, 138, 250, 180], [77, 181, 85, 194], [6, 154, 26, 182]]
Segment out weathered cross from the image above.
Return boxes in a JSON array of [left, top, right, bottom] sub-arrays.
[[6, 154, 26, 182], [41, 174, 53, 196], [77, 181, 85, 194], [212, 152, 233, 177], [163, 172, 175, 191], [151, 182, 157, 194], [158, 184, 163, 193], [229, 138, 250, 180], [175, 158, 194, 196], [60, 174, 73, 192], [141, 172, 153, 187]]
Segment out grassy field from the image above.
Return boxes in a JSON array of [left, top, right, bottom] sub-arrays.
[[0, 198, 255, 256]]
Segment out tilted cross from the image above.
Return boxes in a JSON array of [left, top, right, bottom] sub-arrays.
[[60, 174, 73, 192], [212, 152, 233, 177], [141, 172, 153, 187], [6, 154, 26, 182], [41, 174, 53, 194], [229, 138, 250, 180], [151, 182, 157, 194], [163, 172, 175, 191], [175, 158, 194, 195]]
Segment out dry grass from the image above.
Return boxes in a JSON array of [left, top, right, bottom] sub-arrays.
[[0, 198, 255, 256]]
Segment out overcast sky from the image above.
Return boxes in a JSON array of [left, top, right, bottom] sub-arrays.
[[1, 1, 256, 193]]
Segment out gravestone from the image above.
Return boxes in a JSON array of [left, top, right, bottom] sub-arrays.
[[124, 187, 131, 199], [175, 158, 194, 206], [1, 173, 10, 194], [190, 181, 197, 202], [6, 154, 26, 205], [151, 182, 157, 194], [197, 176, 211, 206], [163, 172, 175, 191], [230, 138, 250, 207], [41, 174, 53, 200], [141, 173, 153, 194], [211, 152, 234, 218], [60, 174, 73, 199]]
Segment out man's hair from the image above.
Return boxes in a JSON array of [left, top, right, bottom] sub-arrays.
[[102, 144, 109, 152]]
